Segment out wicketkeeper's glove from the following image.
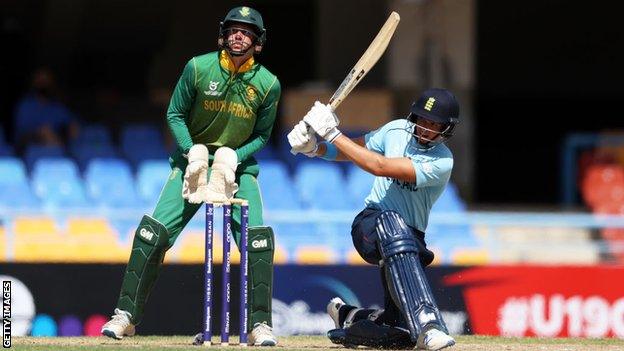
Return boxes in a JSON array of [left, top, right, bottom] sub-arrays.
[[182, 144, 209, 204], [204, 147, 239, 206]]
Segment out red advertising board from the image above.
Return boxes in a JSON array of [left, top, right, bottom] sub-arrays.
[[444, 266, 624, 338]]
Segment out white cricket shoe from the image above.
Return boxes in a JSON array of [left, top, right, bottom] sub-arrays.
[[101, 309, 135, 340], [327, 297, 345, 328], [248, 322, 278, 346], [417, 328, 455, 350]]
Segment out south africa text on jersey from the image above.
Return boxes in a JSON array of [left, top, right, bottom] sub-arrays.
[[203, 100, 254, 119]]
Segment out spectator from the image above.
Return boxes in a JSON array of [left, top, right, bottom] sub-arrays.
[[13, 67, 79, 150]]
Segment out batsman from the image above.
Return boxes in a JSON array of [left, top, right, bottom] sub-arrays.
[[101, 6, 280, 346], [288, 89, 460, 350]]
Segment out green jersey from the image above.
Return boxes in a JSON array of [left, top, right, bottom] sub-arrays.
[[166, 50, 281, 173]]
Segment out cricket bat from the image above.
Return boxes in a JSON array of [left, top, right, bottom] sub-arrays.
[[328, 11, 400, 111]]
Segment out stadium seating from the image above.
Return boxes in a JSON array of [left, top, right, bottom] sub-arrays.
[[294, 246, 338, 264], [0, 157, 40, 209], [431, 182, 466, 213], [65, 218, 129, 262], [71, 142, 119, 170], [32, 157, 80, 180], [84, 158, 142, 208], [120, 124, 169, 167], [68, 124, 117, 168], [75, 124, 112, 145], [0, 122, 555, 265], [257, 160, 303, 210], [0, 145, 13, 156], [24, 145, 66, 170], [254, 144, 279, 160], [0, 157, 28, 185], [33, 179, 88, 208], [346, 164, 375, 206], [136, 160, 171, 204], [0, 182, 40, 209], [294, 161, 353, 210], [12, 217, 64, 262]]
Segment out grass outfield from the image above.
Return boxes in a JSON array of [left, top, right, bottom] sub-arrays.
[[9, 335, 624, 351]]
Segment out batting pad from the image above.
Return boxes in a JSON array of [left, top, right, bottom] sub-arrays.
[[375, 211, 447, 341], [247, 226, 275, 329]]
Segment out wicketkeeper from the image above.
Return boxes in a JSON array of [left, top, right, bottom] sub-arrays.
[[101, 6, 280, 346], [288, 89, 460, 350]]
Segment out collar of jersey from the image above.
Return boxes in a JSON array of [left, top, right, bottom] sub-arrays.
[[219, 50, 255, 73]]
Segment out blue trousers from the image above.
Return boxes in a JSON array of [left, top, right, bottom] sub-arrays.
[[350, 207, 435, 326]]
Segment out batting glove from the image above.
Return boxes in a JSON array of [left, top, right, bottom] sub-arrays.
[[303, 101, 342, 143]]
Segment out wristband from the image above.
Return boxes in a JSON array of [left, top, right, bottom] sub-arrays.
[[326, 128, 343, 143], [302, 143, 319, 158], [320, 141, 338, 161]]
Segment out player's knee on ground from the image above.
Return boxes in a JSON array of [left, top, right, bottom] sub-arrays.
[[248, 226, 275, 329]]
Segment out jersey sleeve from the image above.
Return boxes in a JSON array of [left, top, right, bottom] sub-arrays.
[[413, 157, 453, 188], [364, 123, 390, 153], [235, 76, 281, 162], [166, 58, 197, 153]]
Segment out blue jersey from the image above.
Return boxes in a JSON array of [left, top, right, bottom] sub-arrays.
[[363, 119, 453, 231]]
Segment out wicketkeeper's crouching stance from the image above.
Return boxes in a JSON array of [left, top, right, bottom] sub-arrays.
[[101, 6, 280, 346], [288, 89, 460, 350]]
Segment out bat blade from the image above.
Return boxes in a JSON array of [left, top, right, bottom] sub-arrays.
[[328, 11, 400, 111]]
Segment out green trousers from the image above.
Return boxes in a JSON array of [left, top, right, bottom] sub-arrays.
[[116, 155, 271, 327], [153, 166, 263, 248]]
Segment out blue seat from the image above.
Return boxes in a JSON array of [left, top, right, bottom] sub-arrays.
[[258, 160, 302, 210], [85, 158, 142, 208], [294, 161, 353, 210], [24, 145, 65, 170], [270, 222, 319, 253], [346, 165, 375, 207], [254, 144, 278, 160], [121, 124, 163, 151], [274, 130, 309, 171], [258, 160, 291, 180], [426, 229, 480, 254], [136, 160, 172, 204], [122, 124, 163, 144], [121, 124, 167, 166], [0, 157, 28, 185], [428, 182, 472, 252], [0, 182, 40, 209], [32, 158, 80, 180], [316, 221, 353, 248], [431, 182, 466, 213], [71, 143, 119, 170], [78, 124, 112, 143], [341, 129, 369, 138], [125, 144, 169, 167], [31, 158, 86, 207], [69, 124, 113, 152], [0, 145, 14, 156], [34, 177, 88, 208]]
